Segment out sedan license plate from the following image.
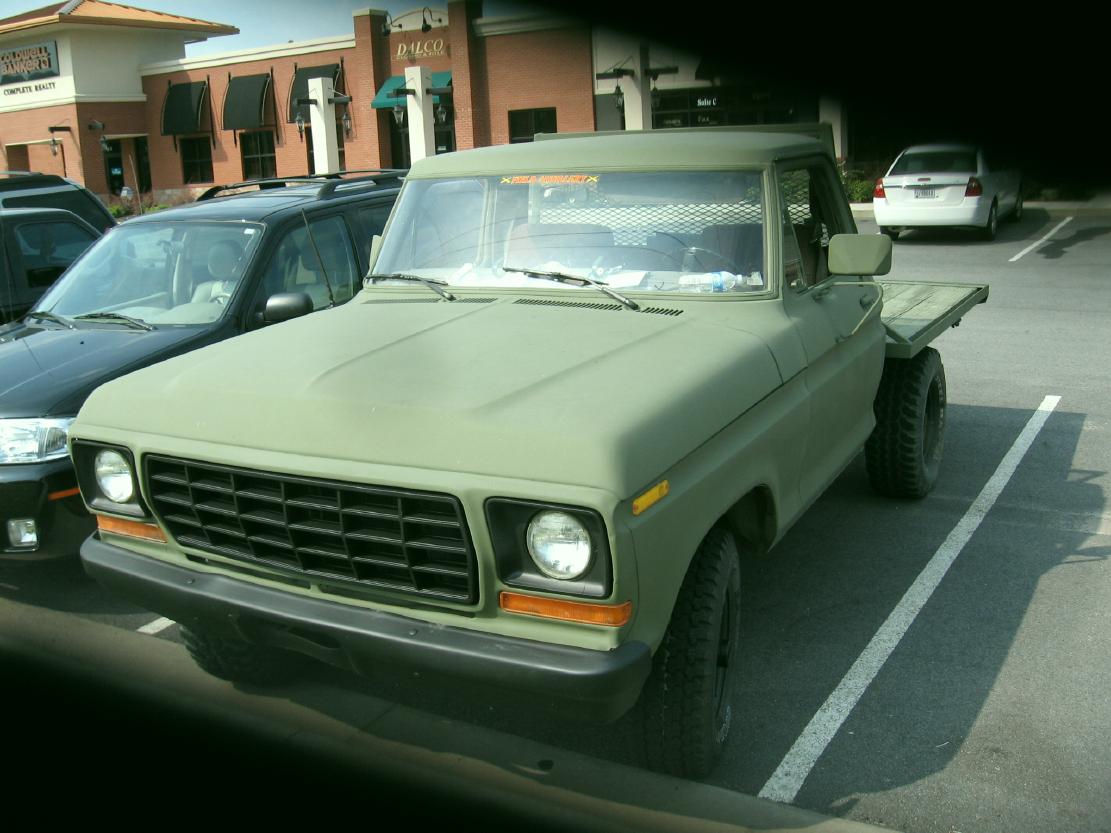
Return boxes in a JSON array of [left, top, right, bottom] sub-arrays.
[[914, 188, 937, 199]]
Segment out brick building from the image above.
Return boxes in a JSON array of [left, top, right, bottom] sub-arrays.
[[0, 1, 846, 203]]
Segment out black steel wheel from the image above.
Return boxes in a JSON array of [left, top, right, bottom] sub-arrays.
[[638, 527, 741, 779], [182, 625, 307, 685], [865, 347, 947, 499]]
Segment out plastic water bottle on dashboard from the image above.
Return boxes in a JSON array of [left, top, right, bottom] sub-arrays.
[[679, 271, 739, 292]]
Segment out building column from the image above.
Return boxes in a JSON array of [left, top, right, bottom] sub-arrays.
[[819, 96, 847, 161], [621, 43, 652, 131], [404, 65, 435, 163], [307, 76, 341, 174]]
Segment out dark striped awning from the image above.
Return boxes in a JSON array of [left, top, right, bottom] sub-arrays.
[[161, 81, 208, 135], [287, 64, 340, 123], [223, 73, 271, 130]]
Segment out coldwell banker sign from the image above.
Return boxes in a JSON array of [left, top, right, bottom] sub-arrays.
[[1, 40, 59, 86]]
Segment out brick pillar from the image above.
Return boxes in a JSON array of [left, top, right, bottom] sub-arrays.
[[353, 9, 394, 168], [447, 0, 486, 150]]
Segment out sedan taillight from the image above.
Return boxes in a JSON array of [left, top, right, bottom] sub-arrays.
[[965, 177, 984, 197], [873, 179, 886, 199]]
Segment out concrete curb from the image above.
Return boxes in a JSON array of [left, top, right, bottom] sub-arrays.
[[0, 597, 897, 832]]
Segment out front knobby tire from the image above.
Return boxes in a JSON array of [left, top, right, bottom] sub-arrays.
[[638, 527, 741, 779], [866, 347, 947, 499], [182, 625, 307, 685]]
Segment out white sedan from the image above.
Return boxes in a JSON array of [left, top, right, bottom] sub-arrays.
[[872, 144, 1022, 241]]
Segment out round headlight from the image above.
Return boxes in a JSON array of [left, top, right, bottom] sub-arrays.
[[526, 510, 592, 580], [94, 449, 134, 504]]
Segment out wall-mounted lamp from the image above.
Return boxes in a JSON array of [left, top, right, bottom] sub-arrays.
[[380, 12, 402, 37], [392, 103, 405, 126], [647, 66, 678, 111], [435, 103, 448, 125], [595, 68, 634, 113], [87, 119, 112, 152], [48, 125, 71, 156], [420, 7, 444, 33], [295, 112, 305, 138], [342, 110, 352, 136]]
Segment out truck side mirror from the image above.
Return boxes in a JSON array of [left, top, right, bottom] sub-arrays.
[[369, 234, 383, 269], [262, 292, 313, 324], [828, 234, 892, 277]]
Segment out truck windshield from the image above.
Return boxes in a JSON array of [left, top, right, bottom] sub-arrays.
[[33, 221, 263, 327], [374, 171, 766, 294]]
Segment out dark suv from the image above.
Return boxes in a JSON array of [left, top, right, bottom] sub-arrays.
[[0, 171, 403, 560], [1, 207, 102, 324], [0, 171, 115, 233]]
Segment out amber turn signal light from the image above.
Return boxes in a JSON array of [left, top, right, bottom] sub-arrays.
[[499, 591, 632, 626], [96, 514, 167, 543]]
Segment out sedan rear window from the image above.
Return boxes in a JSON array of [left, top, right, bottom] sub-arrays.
[[891, 151, 977, 175]]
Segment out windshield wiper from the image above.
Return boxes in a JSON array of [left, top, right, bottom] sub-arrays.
[[24, 311, 75, 329], [364, 273, 456, 301], [73, 312, 153, 331], [500, 266, 640, 311]]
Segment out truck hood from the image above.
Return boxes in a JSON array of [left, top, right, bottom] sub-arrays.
[[0, 321, 213, 418], [76, 296, 783, 496]]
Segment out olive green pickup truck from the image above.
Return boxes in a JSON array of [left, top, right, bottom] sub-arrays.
[[71, 129, 986, 779]]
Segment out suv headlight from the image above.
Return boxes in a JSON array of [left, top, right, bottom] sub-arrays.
[[71, 441, 149, 518], [0, 418, 74, 464], [485, 499, 612, 598], [94, 449, 134, 503], [526, 510, 592, 580]]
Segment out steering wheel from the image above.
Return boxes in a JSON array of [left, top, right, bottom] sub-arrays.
[[681, 246, 744, 275]]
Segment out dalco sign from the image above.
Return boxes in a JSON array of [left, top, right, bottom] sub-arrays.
[[396, 38, 447, 59]]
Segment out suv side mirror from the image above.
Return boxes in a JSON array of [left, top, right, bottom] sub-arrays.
[[262, 292, 313, 324], [828, 233, 892, 277]]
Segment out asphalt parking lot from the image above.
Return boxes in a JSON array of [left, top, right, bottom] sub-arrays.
[[2, 203, 1109, 832]]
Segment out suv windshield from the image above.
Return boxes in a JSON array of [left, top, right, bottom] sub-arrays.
[[34, 221, 263, 326], [374, 171, 766, 294]]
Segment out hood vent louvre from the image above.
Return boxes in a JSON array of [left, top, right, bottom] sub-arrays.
[[364, 297, 496, 305], [514, 298, 682, 316]]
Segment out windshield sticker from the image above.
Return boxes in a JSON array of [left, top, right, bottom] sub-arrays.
[[500, 175, 600, 185]]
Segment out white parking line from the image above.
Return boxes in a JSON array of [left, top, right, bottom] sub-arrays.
[[758, 394, 1062, 805], [1009, 217, 1072, 262], [137, 617, 176, 635]]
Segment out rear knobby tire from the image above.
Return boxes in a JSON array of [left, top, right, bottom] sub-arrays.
[[639, 527, 741, 779], [865, 347, 947, 499], [182, 625, 307, 685]]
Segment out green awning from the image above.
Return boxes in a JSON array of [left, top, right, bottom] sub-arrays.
[[223, 73, 271, 130], [288, 64, 340, 123], [161, 81, 208, 135], [370, 72, 452, 108]]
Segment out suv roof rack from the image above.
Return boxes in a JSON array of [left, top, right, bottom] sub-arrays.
[[197, 169, 407, 202]]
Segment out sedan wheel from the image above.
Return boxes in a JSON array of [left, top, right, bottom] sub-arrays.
[[1007, 191, 1024, 222], [982, 201, 999, 241]]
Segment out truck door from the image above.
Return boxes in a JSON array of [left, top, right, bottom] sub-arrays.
[[777, 160, 886, 502]]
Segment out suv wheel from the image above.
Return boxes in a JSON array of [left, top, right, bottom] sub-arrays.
[[865, 347, 947, 499], [638, 526, 741, 779]]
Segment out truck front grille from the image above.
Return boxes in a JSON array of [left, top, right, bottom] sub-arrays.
[[144, 455, 477, 604]]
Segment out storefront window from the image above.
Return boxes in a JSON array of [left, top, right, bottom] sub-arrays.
[[180, 136, 213, 184], [508, 108, 557, 143], [241, 131, 277, 180]]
